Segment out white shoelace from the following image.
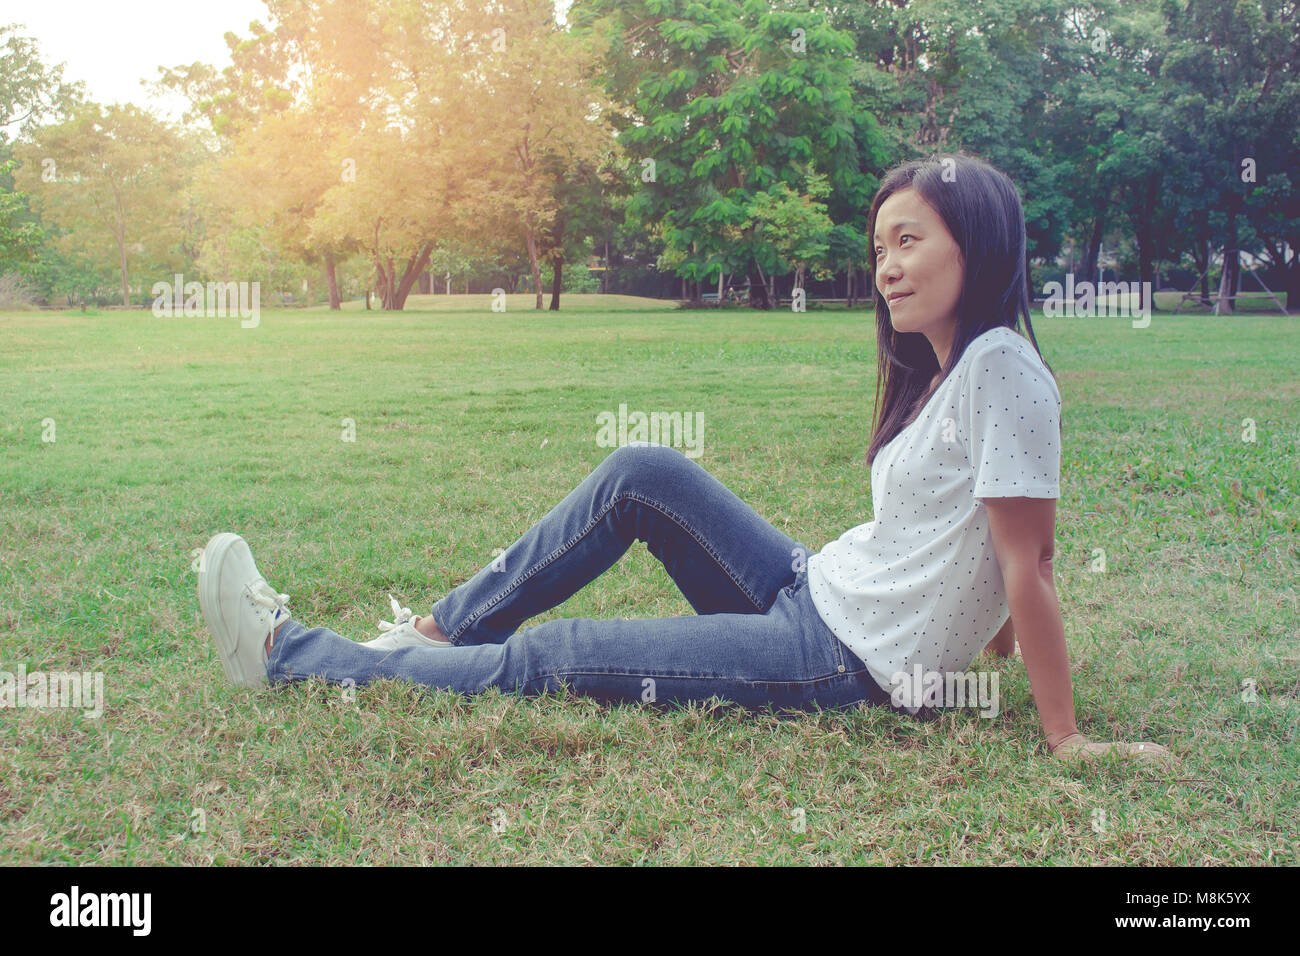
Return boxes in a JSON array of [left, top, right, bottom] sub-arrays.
[[250, 580, 291, 617], [249, 580, 291, 648], [378, 593, 415, 633]]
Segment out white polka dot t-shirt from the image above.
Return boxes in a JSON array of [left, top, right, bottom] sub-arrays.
[[806, 325, 1061, 714]]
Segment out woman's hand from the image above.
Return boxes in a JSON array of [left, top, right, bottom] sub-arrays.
[[984, 639, 1017, 659], [985, 618, 1016, 658], [1049, 732, 1176, 764]]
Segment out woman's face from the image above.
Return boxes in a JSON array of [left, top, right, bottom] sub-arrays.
[[873, 187, 965, 351]]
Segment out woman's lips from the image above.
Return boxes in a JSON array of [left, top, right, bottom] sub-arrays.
[[888, 293, 911, 304]]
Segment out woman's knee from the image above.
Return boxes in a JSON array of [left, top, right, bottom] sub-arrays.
[[602, 441, 688, 481], [595, 442, 691, 489]]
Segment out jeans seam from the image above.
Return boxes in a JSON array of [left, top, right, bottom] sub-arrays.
[[830, 629, 846, 671], [621, 489, 769, 610], [444, 488, 768, 643]]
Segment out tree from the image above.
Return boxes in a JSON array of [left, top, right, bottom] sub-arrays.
[[1, 24, 86, 301], [540, 151, 621, 309], [1085, 1, 1173, 304], [1, 23, 83, 138], [1160, 0, 1300, 311], [572, 0, 882, 309], [197, 0, 610, 311], [0, 156, 46, 277], [444, 0, 619, 310], [744, 172, 834, 295], [15, 103, 191, 307], [158, 15, 358, 309]]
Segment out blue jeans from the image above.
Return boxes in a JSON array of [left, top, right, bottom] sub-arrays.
[[266, 443, 894, 715]]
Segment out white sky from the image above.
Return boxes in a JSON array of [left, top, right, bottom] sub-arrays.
[[5, 0, 575, 123], [5, 0, 274, 121]]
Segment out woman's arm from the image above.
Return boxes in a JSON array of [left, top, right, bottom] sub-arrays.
[[983, 496, 1078, 750], [983, 497, 1175, 763]]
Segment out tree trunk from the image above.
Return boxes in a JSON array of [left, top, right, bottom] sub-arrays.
[[525, 226, 544, 310], [1136, 176, 1157, 309], [549, 252, 562, 310], [382, 247, 428, 310], [747, 262, 772, 309], [1133, 239, 1154, 306], [1217, 246, 1238, 314], [602, 241, 609, 295], [1286, 237, 1300, 312], [1082, 215, 1103, 285], [324, 252, 341, 310], [374, 245, 432, 311], [1193, 230, 1212, 307], [383, 257, 397, 309], [1216, 196, 1244, 315], [397, 244, 434, 308], [374, 260, 390, 309], [117, 231, 130, 307]]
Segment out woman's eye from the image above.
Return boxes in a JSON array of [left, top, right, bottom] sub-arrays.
[[876, 236, 914, 256]]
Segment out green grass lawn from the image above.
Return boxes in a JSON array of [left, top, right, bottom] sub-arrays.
[[1, 295, 1297, 864]]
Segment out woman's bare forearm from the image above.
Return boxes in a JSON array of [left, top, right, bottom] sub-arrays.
[[1004, 564, 1078, 749]]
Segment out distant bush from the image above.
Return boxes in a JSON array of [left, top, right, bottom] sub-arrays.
[[0, 274, 39, 310]]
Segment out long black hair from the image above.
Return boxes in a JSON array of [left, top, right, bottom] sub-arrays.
[[865, 152, 1054, 467]]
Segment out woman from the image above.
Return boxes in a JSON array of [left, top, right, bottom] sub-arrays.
[[198, 153, 1171, 763]]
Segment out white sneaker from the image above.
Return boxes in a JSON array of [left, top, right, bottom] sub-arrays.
[[361, 594, 452, 650], [197, 533, 292, 687]]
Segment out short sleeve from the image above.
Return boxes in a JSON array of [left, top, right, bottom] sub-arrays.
[[961, 341, 1061, 499]]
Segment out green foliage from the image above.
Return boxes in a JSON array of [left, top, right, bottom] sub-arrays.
[[3, 1, 1299, 311], [572, 0, 882, 296], [0, 23, 84, 142]]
